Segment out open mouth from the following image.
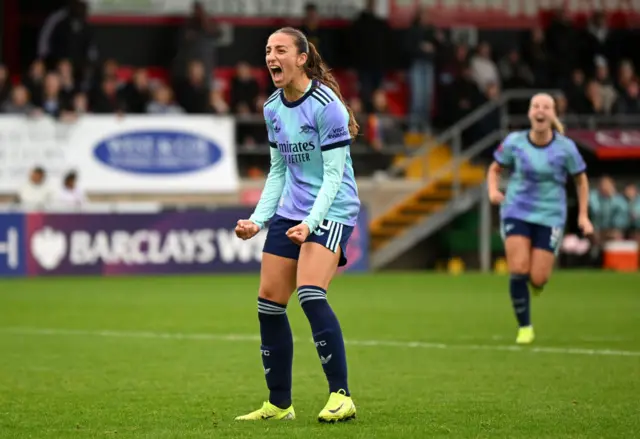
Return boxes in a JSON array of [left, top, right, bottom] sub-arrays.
[[534, 115, 545, 123], [269, 65, 284, 83]]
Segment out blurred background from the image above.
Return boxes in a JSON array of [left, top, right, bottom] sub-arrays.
[[1, 0, 640, 276]]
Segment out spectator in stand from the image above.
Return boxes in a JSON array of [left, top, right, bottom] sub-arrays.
[[555, 93, 569, 118], [625, 184, 640, 242], [405, 6, 439, 134], [230, 62, 259, 113], [57, 59, 77, 100], [90, 77, 125, 113], [175, 60, 210, 113], [41, 72, 71, 118], [594, 56, 618, 114], [60, 92, 89, 122], [0, 64, 11, 104], [470, 41, 500, 92], [146, 85, 184, 114], [523, 27, 550, 87], [2, 86, 38, 116], [546, 8, 580, 88], [23, 59, 46, 107], [54, 171, 86, 208], [585, 80, 607, 115], [37, 0, 98, 83], [368, 89, 404, 151], [499, 48, 534, 89], [119, 68, 150, 114], [350, 0, 389, 112], [17, 167, 53, 208], [172, 1, 220, 85], [72, 92, 89, 116], [438, 44, 470, 126], [300, 3, 332, 65], [613, 80, 640, 114], [564, 69, 589, 114], [499, 48, 534, 115], [581, 11, 617, 75], [589, 176, 629, 243], [450, 65, 483, 123], [616, 60, 636, 94], [209, 89, 229, 114]]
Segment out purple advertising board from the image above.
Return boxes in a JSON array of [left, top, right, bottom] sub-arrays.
[[0, 207, 369, 277]]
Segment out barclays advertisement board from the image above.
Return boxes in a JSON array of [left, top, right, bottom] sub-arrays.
[[0, 208, 369, 277]]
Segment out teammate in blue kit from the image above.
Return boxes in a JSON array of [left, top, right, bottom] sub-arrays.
[[234, 27, 359, 422], [487, 93, 593, 344]]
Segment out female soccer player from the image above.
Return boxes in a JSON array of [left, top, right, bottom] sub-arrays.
[[234, 27, 359, 422], [487, 93, 593, 345]]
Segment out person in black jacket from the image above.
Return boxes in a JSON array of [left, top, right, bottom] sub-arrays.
[[350, 0, 389, 112], [406, 7, 439, 133]]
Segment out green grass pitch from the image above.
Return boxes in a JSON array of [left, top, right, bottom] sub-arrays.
[[1, 272, 639, 438]]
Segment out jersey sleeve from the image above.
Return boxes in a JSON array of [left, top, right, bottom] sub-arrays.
[[318, 100, 351, 151], [248, 110, 286, 229], [565, 140, 587, 175], [494, 134, 515, 167]]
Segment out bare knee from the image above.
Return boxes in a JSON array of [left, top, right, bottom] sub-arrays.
[[508, 256, 530, 275], [258, 284, 292, 304], [529, 269, 550, 287]]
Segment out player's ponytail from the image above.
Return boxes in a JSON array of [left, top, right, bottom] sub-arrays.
[[274, 27, 359, 139], [305, 42, 359, 139], [551, 117, 565, 135]]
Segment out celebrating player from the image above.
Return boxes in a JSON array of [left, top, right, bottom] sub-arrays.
[[487, 93, 593, 345], [234, 27, 359, 422]]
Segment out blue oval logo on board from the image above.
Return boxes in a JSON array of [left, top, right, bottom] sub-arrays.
[[93, 130, 223, 175]]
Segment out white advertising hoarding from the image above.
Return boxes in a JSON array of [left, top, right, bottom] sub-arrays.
[[0, 115, 238, 194]]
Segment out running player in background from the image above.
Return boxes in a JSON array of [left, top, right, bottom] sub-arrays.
[[234, 27, 359, 422], [486, 93, 593, 345]]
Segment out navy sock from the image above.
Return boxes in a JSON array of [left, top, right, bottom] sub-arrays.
[[298, 285, 350, 396], [257, 297, 293, 409], [510, 274, 531, 327]]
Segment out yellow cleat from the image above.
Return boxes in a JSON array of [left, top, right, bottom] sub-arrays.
[[235, 401, 295, 421], [529, 283, 544, 296], [516, 326, 535, 345], [318, 389, 356, 423]]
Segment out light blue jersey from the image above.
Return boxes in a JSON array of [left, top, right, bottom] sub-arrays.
[[589, 190, 629, 230], [250, 80, 360, 233], [494, 131, 586, 228]]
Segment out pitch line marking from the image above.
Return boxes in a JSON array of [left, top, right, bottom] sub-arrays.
[[1, 327, 639, 358]]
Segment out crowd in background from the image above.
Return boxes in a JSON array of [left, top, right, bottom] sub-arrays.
[[1, 1, 639, 153], [590, 176, 640, 244]]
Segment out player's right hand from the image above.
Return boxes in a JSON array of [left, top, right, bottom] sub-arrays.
[[488, 189, 505, 205], [235, 220, 260, 240]]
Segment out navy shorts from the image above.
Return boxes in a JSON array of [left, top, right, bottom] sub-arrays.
[[501, 217, 563, 255], [263, 215, 354, 266]]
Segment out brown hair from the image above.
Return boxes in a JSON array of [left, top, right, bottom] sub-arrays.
[[273, 27, 359, 139]]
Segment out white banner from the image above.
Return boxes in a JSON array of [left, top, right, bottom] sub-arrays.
[[86, 0, 389, 18], [0, 115, 238, 194]]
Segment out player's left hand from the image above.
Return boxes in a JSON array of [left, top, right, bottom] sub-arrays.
[[578, 215, 594, 236], [286, 223, 310, 245]]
